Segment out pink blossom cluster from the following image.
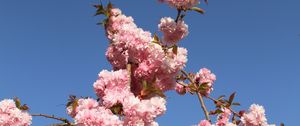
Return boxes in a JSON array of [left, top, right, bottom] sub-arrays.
[[67, 98, 123, 126], [0, 99, 32, 126], [194, 68, 216, 96], [67, 7, 190, 126], [93, 69, 130, 108], [198, 119, 238, 126], [67, 70, 166, 125], [158, 17, 189, 46], [241, 104, 274, 126], [159, 0, 200, 9], [105, 8, 188, 92], [197, 104, 275, 126]]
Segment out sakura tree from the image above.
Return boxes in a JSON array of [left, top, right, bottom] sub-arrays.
[[0, 0, 282, 126]]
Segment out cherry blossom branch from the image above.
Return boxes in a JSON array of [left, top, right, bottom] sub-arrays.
[[31, 114, 73, 125], [180, 70, 211, 122]]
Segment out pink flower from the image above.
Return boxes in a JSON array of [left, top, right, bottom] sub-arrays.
[[110, 8, 122, 16], [216, 108, 231, 126], [133, 43, 165, 81], [67, 98, 99, 117], [159, 0, 200, 9], [66, 98, 123, 126], [195, 68, 216, 84], [198, 120, 212, 126], [158, 17, 189, 46], [0, 99, 32, 126], [74, 106, 123, 126], [105, 45, 128, 70], [194, 68, 216, 96], [175, 83, 186, 95], [93, 69, 132, 108], [123, 96, 166, 125], [241, 104, 268, 126], [162, 47, 188, 74], [93, 69, 130, 98], [154, 47, 188, 91]]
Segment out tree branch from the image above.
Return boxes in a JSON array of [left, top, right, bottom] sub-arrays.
[[180, 70, 211, 122], [176, 80, 188, 87], [31, 114, 73, 126]]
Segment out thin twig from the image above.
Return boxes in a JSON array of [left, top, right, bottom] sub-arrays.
[[127, 63, 132, 87], [181, 70, 211, 122], [31, 114, 72, 125], [176, 81, 188, 87], [175, 9, 182, 23]]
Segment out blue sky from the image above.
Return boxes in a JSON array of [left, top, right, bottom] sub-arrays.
[[0, 0, 299, 125]]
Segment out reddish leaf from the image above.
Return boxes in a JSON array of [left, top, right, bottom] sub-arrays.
[[20, 104, 29, 111], [228, 92, 236, 105]]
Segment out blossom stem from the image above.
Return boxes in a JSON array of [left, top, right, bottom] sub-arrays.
[[31, 114, 73, 125], [175, 9, 182, 23], [176, 81, 188, 87], [127, 63, 132, 87], [181, 70, 211, 122]]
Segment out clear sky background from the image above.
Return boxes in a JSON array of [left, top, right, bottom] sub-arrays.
[[0, 0, 299, 125]]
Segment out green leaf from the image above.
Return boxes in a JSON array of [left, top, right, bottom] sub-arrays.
[[190, 7, 205, 14], [152, 33, 160, 44], [172, 45, 178, 54], [153, 88, 166, 98], [142, 80, 148, 89], [13, 97, 29, 111], [66, 95, 78, 111], [110, 103, 123, 115], [94, 4, 105, 16], [198, 83, 210, 93], [215, 109, 223, 114], [228, 92, 236, 105], [72, 99, 79, 111], [13, 97, 21, 108], [188, 84, 197, 92], [107, 2, 113, 10]]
